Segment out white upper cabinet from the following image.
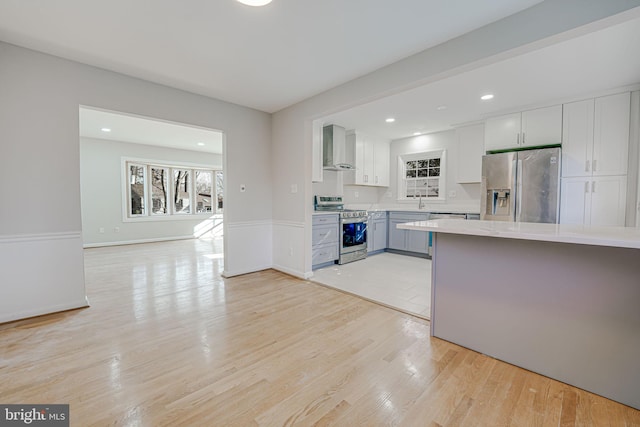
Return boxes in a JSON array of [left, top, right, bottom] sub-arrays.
[[561, 98, 594, 177], [484, 105, 562, 152], [593, 92, 631, 176], [456, 123, 484, 183], [345, 131, 390, 187], [521, 104, 563, 147], [484, 112, 521, 151], [562, 92, 630, 178], [373, 139, 390, 186]]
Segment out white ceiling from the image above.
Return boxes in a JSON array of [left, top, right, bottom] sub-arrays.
[[323, 14, 640, 140], [79, 107, 224, 154], [0, 0, 543, 113], [3, 1, 639, 148]]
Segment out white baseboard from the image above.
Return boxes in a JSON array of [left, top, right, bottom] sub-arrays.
[[0, 299, 90, 324], [271, 264, 312, 280], [222, 264, 273, 278]]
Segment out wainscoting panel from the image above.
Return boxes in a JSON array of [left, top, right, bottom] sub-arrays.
[[0, 232, 88, 323], [223, 221, 273, 277], [272, 221, 308, 279]]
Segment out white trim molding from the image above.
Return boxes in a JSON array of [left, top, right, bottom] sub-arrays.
[[83, 235, 194, 248]]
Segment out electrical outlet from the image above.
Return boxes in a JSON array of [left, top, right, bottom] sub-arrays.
[[290, 184, 298, 193], [354, 191, 359, 198], [289, 247, 294, 256], [449, 190, 457, 198], [99, 227, 105, 234], [114, 227, 120, 233]]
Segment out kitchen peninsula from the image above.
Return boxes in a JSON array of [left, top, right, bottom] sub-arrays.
[[398, 219, 640, 410]]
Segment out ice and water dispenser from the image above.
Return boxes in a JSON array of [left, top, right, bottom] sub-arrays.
[[486, 189, 511, 217]]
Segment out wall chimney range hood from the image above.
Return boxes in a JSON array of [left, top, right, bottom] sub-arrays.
[[322, 125, 354, 171]]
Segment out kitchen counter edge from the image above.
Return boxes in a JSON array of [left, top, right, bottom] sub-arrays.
[[397, 219, 640, 250]]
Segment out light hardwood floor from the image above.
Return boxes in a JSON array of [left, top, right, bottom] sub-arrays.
[[1, 239, 639, 426]]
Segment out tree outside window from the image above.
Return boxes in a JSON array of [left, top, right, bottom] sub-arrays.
[[125, 161, 222, 219], [398, 150, 446, 201]]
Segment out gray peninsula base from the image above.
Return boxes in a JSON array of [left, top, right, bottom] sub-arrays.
[[431, 232, 640, 410]]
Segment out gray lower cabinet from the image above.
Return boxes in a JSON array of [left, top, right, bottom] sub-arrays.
[[312, 214, 339, 268], [367, 211, 387, 253], [387, 212, 429, 255]]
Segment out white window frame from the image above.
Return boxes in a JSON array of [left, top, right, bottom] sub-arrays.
[[397, 150, 446, 202], [121, 157, 223, 222]]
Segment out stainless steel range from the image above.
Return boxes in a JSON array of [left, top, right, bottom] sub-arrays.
[[314, 196, 368, 264]]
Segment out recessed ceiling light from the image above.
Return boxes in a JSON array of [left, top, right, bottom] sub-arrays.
[[101, 128, 111, 132], [436, 105, 448, 111], [481, 94, 494, 101], [236, 0, 272, 6], [385, 118, 396, 123], [413, 132, 422, 136], [197, 142, 205, 146]]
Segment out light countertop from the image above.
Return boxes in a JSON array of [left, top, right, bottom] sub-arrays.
[[397, 219, 640, 250], [348, 205, 479, 214], [313, 206, 480, 215]]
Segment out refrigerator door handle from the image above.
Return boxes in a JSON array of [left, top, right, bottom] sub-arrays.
[[515, 159, 522, 222]]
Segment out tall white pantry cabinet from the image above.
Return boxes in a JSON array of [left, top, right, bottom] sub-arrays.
[[560, 92, 630, 226]]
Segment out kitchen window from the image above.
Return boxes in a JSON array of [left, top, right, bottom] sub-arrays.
[[124, 160, 223, 220], [398, 150, 446, 201]]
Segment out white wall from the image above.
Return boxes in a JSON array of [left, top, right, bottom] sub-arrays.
[[271, 1, 640, 278], [80, 137, 222, 246], [0, 41, 271, 322]]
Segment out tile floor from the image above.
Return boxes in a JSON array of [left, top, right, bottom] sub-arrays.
[[310, 252, 431, 319]]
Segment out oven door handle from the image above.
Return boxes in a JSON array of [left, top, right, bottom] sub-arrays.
[[341, 218, 368, 224]]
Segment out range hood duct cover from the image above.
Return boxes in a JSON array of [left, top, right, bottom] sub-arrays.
[[323, 125, 354, 171]]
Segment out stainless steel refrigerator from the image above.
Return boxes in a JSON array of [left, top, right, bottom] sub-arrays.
[[480, 147, 561, 223]]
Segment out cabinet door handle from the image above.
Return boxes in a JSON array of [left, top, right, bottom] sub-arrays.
[[585, 160, 590, 172], [585, 181, 589, 193], [516, 133, 520, 145], [592, 181, 596, 193], [522, 132, 525, 145], [593, 160, 597, 172]]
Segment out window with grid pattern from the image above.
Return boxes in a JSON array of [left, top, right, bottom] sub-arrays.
[[398, 150, 446, 201]]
